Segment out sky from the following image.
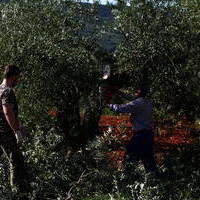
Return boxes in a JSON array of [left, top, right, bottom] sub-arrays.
[[80, 0, 117, 5]]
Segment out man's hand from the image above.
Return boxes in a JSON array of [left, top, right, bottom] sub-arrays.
[[14, 126, 29, 143], [14, 130, 23, 143]]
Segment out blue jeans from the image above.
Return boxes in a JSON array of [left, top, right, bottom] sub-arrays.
[[124, 130, 157, 173]]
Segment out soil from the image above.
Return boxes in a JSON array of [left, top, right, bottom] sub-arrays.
[[98, 115, 198, 167]]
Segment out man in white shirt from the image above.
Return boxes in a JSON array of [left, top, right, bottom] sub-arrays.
[[108, 87, 158, 175]]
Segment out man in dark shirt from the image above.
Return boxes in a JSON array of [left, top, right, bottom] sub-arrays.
[[0, 65, 30, 195]]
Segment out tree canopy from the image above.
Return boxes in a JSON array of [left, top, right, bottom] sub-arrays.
[[0, 0, 101, 127], [111, 0, 200, 121]]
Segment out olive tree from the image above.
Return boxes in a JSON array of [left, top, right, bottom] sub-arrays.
[[0, 0, 105, 152], [111, 0, 200, 123]]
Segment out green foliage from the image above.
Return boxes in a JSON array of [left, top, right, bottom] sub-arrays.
[[0, 127, 116, 199], [0, 121, 200, 199], [0, 0, 200, 199], [112, 0, 200, 122], [0, 0, 100, 130]]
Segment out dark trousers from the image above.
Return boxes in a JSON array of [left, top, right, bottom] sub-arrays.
[[0, 131, 30, 193], [124, 130, 157, 173]]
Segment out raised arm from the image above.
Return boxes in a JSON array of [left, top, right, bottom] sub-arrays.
[[118, 91, 136, 101], [108, 101, 136, 114]]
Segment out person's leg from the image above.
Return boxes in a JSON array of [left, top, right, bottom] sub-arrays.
[[0, 132, 31, 193], [142, 153, 158, 173], [123, 134, 140, 174], [140, 131, 158, 173]]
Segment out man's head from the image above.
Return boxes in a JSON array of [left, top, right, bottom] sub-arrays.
[[3, 64, 21, 87], [135, 86, 149, 97]]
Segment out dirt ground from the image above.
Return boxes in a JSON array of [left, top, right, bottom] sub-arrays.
[[98, 115, 198, 168]]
